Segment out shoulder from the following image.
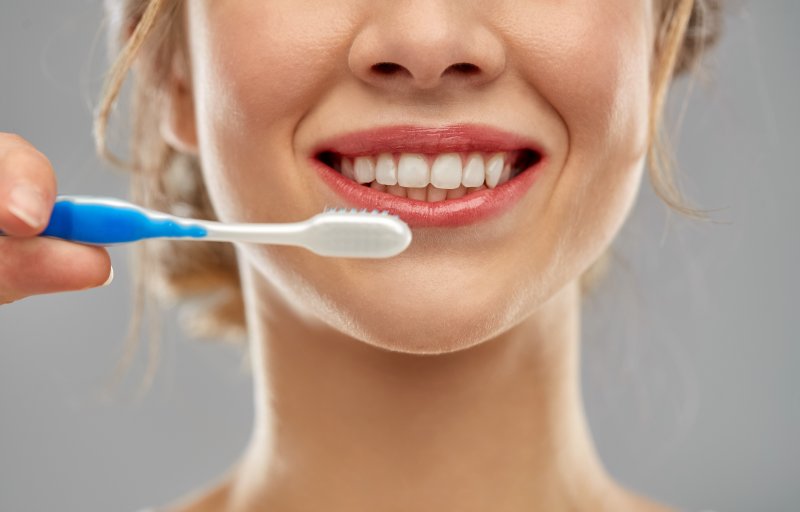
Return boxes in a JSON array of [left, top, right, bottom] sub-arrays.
[[135, 477, 232, 512], [610, 489, 720, 512]]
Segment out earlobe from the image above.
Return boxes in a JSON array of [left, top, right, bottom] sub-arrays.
[[159, 72, 199, 156]]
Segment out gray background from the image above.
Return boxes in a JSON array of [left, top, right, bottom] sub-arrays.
[[1, 1, 797, 511]]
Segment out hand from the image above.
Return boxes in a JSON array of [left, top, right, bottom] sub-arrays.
[[0, 133, 113, 305]]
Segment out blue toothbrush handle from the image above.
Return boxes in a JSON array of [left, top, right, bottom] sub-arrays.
[[29, 195, 208, 245]]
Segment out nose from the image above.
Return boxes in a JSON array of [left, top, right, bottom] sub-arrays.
[[348, 1, 506, 91]]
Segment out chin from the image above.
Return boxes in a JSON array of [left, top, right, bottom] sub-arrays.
[[353, 317, 494, 355], [245, 243, 552, 356], [332, 283, 524, 355]]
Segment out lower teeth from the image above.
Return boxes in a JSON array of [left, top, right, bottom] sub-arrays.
[[363, 182, 489, 202]]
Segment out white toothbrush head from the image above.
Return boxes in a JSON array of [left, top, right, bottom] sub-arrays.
[[302, 208, 412, 258]]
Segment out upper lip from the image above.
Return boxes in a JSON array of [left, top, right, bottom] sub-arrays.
[[310, 124, 545, 158]]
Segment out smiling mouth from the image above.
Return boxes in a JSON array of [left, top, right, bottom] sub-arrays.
[[315, 149, 541, 202]]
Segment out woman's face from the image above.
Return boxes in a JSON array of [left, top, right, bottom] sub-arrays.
[[179, 0, 653, 353]]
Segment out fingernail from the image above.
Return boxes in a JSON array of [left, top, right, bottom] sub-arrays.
[[8, 184, 48, 229], [101, 266, 115, 287]]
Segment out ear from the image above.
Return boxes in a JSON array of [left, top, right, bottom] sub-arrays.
[[159, 53, 199, 156]]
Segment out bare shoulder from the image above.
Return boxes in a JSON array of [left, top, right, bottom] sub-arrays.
[[612, 487, 681, 512], [149, 478, 691, 512], [156, 478, 233, 512]]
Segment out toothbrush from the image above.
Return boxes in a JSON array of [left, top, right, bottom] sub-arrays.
[[1, 195, 412, 258]]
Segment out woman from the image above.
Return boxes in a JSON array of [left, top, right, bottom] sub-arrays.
[[0, 0, 722, 510]]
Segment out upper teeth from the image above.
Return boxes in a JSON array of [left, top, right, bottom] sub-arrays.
[[340, 152, 514, 190]]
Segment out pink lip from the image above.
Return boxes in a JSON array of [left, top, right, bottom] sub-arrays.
[[310, 124, 545, 157], [309, 124, 547, 228]]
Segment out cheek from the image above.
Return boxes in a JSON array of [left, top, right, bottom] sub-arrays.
[[512, 0, 653, 262], [186, 2, 351, 222], [529, 2, 653, 151], [200, 6, 344, 120], [523, 2, 652, 159]]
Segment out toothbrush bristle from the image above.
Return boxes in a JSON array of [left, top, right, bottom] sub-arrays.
[[307, 207, 411, 258], [322, 206, 400, 220]]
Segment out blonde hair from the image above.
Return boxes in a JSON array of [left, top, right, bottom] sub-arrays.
[[96, 0, 722, 391]]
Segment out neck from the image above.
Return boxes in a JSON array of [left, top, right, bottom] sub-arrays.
[[227, 262, 620, 512]]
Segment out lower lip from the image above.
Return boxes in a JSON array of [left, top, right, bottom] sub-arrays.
[[310, 158, 545, 228]]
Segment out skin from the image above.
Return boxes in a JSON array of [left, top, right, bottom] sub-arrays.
[[0, 134, 112, 303], [0, 0, 678, 510]]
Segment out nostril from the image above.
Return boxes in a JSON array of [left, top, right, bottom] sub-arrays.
[[371, 62, 405, 75], [447, 63, 480, 75]]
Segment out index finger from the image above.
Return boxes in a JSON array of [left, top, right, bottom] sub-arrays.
[[0, 133, 58, 237]]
